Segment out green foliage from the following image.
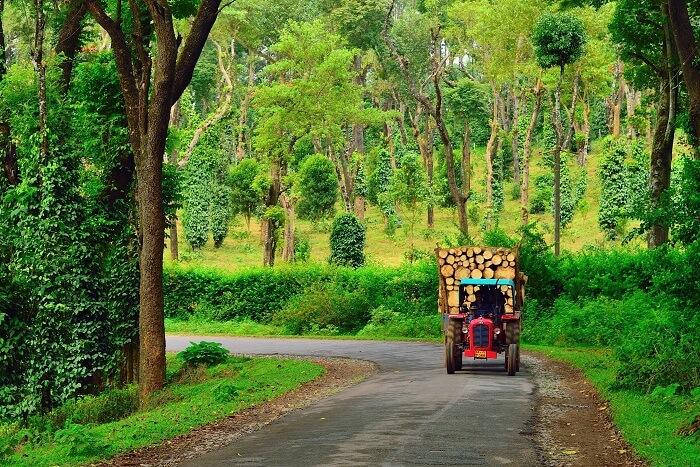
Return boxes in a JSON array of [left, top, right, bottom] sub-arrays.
[[0, 55, 139, 420], [532, 12, 588, 70], [53, 421, 108, 457], [210, 184, 232, 248], [597, 137, 647, 240], [293, 229, 311, 262], [296, 154, 338, 221], [227, 158, 265, 230], [274, 282, 371, 335], [366, 148, 395, 217], [177, 341, 230, 368], [329, 213, 366, 268], [663, 157, 700, 245], [182, 136, 232, 250]]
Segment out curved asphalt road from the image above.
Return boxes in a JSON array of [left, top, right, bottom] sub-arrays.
[[167, 337, 538, 466]]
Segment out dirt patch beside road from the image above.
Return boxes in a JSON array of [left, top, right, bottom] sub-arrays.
[[527, 352, 647, 466]]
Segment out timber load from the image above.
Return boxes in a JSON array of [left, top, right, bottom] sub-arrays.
[[435, 245, 527, 315]]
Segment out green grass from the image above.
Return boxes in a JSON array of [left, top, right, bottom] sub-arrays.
[[0, 356, 325, 467], [526, 345, 700, 467], [165, 317, 286, 336]]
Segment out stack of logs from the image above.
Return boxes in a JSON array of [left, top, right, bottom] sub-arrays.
[[436, 245, 520, 315]]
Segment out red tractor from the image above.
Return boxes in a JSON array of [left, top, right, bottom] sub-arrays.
[[443, 278, 522, 375]]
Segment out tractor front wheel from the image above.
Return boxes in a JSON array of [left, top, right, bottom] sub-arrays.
[[445, 319, 462, 374], [507, 343, 517, 376]]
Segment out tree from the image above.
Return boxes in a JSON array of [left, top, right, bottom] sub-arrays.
[[253, 20, 379, 265], [382, 150, 430, 263], [667, 0, 700, 153], [228, 158, 265, 232], [85, 0, 224, 402], [533, 11, 587, 255], [382, 1, 471, 234], [610, 0, 678, 248], [296, 154, 339, 222]]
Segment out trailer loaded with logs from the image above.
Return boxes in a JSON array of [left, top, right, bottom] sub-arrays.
[[436, 245, 528, 375]]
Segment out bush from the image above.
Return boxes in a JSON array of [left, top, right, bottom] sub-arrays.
[[177, 341, 230, 367], [274, 283, 371, 335], [329, 213, 366, 268]]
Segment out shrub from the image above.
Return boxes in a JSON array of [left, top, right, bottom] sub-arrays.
[[177, 341, 230, 367], [274, 283, 371, 335], [329, 213, 366, 268]]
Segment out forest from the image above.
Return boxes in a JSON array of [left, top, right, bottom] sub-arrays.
[[1, 0, 700, 464]]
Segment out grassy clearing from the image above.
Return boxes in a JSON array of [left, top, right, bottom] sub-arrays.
[[526, 345, 700, 467], [0, 355, 325, 467]]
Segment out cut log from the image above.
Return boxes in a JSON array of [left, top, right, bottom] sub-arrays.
[[483, 249, 493, 260], [446, 277, 454, 285], [438, 258, 445, 266], [448, 290, 459, 307], [483, 268, 495, 279], [492, 254, 502, 266], [495, 267, 515, 279], [467, 293, 476, 303], [505, 304, 514, 313], [438, 249, 448, 259], [441, 264, 455, 277], [476, 255, 484, 264], [467, 248, 474, 257], [446, 255, 455, 265], [507, 253, 515, 262], [466, 285, 474, 294], [455, 267, 469, 280], [470, 269, 483, 279]]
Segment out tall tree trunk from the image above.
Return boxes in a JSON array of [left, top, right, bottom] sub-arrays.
[[54, 0, 87, 94], [87, 0, 223, 403], [236, 49, 255, 160], [521, 80, 541, 226], [563, 71, 580, 150], [462, 122, 471, 235], [484, 85, 500, 230], [263, 159, 283, 267], [280, 193, 294, 262], [668, 0, 700, 153], [31, 0, 48, 165], [512, 89, 522, 187], [168, 101, 181, 262], [0, 0, 5, 79], [648, 8, 678, 248], [609, 59, 625, 139], [549, 67, 566, 256]]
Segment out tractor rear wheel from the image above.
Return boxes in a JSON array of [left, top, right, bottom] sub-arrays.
[[445, 319, 462, 374], [507, 343, 517, 376], [516, 344, 521, 372]]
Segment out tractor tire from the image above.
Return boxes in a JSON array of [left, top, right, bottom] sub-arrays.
[[516, 344, 521, 372], [506, 322, 521, 345], [507, 343, 517, 376], [445, 319, 462, 374]]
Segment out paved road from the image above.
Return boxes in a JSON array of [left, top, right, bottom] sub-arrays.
[[167, 337, 538, 466]]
